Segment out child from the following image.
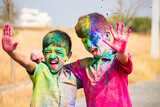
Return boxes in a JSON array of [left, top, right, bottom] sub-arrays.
[[2, 24, 82, 107], [65, 13, 133, 107]]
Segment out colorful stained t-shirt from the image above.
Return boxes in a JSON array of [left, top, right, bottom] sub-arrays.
[[66, 50, 133, 107], [29, 62, 82, 107]]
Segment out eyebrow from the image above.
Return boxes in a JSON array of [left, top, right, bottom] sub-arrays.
[[55, 48, 64, 52], [45, 48, 52, 51]]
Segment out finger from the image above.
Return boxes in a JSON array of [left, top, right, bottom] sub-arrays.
[[35, 51, 44, 58], [31, 52, 37, 57], [32, 56, 37, 60], [121, 24, 125, 36], [9, 26, 13, 37], [30, 53, 34, 60], [5, 24, 10, 35], [38, 57, 42, 62], [37, 60, 41, 63], [30, 56, 33, 60], [102, 39, 114, 49], [109, 25, 116, 39], [37, 58, 42, 63], [34, 52, 42, 58], [34, 57, 41, 63], [117, 22, 120, 36], [3, 29, 5, 37], [35, 55, 43, 59], [126, 29, 131, 40], [33, 56, 38, 61], [13, 42, 19, 50], [3, 24, 8, 36]]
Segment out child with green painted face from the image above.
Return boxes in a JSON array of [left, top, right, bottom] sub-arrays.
[[2, 24, 82, 107]]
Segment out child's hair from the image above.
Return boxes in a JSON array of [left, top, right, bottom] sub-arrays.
[[75, 12, 109, 38], [43, 30, 72, 53]]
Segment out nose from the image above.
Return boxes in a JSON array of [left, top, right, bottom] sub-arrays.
[[49, 53, 57, 60]]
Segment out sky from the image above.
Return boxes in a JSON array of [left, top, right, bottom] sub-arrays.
[[2, 0, 154, 28]]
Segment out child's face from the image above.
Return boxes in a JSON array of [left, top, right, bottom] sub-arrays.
[[43, 43, 68, 74], [81, 31, 110, 58]]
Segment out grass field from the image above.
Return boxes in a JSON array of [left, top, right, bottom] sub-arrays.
[[0, 27, 160, 107]]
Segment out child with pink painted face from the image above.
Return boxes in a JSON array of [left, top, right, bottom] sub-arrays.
[[65, 13, 133, 107], [1, 24, 82, 107], [31, 13, 133, 107]]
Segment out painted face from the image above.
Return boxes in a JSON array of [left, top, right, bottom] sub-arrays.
[[44, 43, 68, 74], [81, 31, 110, 58]]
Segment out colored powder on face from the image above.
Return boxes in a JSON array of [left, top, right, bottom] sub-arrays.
[[90, 32, 102, 45], [125, 10, 126, 12], [43, 33, 69, 53]]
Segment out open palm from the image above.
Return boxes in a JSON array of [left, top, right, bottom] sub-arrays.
[[2, 24, 18, 52], [102, 22, 131, 53]]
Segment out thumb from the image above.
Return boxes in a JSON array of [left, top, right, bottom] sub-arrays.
[[13, 42, 19, 49], [37, 58, 42, 63]]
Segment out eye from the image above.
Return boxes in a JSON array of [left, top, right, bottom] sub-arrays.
[[45, 51, 51, 54], [105, 31, 110, 37], [56, 51, 62, 55]]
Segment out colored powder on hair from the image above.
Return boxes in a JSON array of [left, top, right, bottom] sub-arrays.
[[81, 16, 90, 36]]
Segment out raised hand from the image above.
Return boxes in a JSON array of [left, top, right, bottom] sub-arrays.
[[102, 22, 131, 53], [30, 50, 44, 63], [2, 24, 19, 52]]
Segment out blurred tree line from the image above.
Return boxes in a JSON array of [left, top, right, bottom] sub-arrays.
[[108, 16, 152, 34], [0, 0, 19, 28], [130, 17, 151, 34], [108, 0, 152, 34], [0, 0, 19, 81]]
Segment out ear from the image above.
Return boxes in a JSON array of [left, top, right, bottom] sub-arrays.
[[66, 51, 72, 61]]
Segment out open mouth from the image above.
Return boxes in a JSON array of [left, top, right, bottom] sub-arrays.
[[90, 48, 98, 55], [49, 59, 59, 69]]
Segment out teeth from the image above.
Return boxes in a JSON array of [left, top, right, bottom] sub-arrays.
[[50, 60, 58, 64]]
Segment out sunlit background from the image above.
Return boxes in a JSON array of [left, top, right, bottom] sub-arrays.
[[0, 0, 159, 107]]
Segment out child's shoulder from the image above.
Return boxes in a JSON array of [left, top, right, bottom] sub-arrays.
[[64, 57, 93, 68], [81, 57, 93, 62], [34, 61, 49, 70], [76, 57, 93, 65]]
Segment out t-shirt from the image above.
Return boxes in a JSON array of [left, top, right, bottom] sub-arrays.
[[29, 62, 82, 107], [66, 51, 133, 107]]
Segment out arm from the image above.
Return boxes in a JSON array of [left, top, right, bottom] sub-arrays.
[[102, 22, 131, 66], [2, 24, 35, 74]]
